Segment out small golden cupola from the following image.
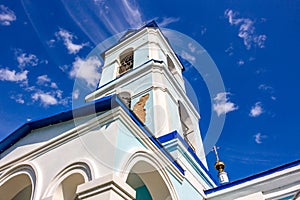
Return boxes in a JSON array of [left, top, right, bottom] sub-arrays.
[[213, 146, 229, 184]]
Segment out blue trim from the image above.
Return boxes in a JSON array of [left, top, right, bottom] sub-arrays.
[[158, 131, 217, 184], [95, 59, 163, 90], [205, 159, 300, 195], [0, 94, 185, 175], [0, 95, 113, 153]]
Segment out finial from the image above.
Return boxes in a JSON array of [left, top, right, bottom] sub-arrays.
[[212, 146, 229, 184]]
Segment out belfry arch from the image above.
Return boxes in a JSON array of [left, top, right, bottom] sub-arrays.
[[122, 151, 178, 200]]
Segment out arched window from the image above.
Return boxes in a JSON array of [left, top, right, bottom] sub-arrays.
[[118, 50, 134, 76], [0, 174, 33, 200], [53, 173, 85, 200], [167, 55, 176, 74], [126, 161, 172, 200]]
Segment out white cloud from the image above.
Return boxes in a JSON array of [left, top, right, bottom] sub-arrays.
[[50, 82, 58, 89], [10, 94, 25, 104], [249, 102, 263, 117], [69, 56, 101, 87], [72, 89, 80, 100], [0, 5, 16, 26], [201, 26, 207, 35], [188, 43, 196, 53], [120, 0, 143, 28], [55, 28, 88, 54], [258, 84, 273, 92], [238, 59, 245, 66], [225, 43, 234, 56], [0, 68, 28, 83], [157, 17, 180, 27], [16, 50, 39, 68], [181, 51, 196, 64], [37, 75, 51, 85], [213, 92, 238, 116], [32, 91, 58, 106], [36, 74, 58, 89], [59, 65, 69, 73], [31, 89, 69, 107], [224, 9, 267, 50], [271, 96, 276, 101], [254, 132, 267, 144]]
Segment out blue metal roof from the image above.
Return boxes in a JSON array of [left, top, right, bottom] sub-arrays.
[[0, 95, 113, 154], [205, 159, 300, 195], [158, 131, 217, 186], [0, 94, 185, 175]]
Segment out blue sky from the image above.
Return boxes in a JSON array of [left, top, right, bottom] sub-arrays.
[[0, 0, 299, 182]]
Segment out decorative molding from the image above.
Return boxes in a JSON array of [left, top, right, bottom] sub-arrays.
[[77, 174, 136, 200]]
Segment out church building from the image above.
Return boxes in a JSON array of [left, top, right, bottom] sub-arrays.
[[0, 21, 299, 200]]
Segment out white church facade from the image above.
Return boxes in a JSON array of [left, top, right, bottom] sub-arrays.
[[0, 21, 299, 200]]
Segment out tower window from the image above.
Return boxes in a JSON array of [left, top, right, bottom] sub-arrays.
[[119, 51, 133, 76], [178, 101, 195, 152]]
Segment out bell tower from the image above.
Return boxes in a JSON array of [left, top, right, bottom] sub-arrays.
[[85, 21, 207, 166]]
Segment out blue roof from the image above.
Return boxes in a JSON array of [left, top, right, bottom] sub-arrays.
[[158, 131, 217, 186], [0, 95, 113, 154], [205, 159, 300, 195], [0, 94, 185, 175]]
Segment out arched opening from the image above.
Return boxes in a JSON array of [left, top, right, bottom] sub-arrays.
[[126, 161, 172, 200], [178, 101, 196, 152], [118, 49, 134, 76], [53, 173, 85, 200], [167, 55, 176, 74], [0, 174, 32, 200], [118, 91, 131, 109]]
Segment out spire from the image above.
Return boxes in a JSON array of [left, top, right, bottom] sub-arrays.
[[213, 146, 229, 184]]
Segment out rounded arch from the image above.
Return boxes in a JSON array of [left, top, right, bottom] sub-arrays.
[[120, 150, 179, 200], [167, 54, 177, 74], [178, 100, 196, 151], [118, 48, 134, 76], [43, 161, 93, 199], [0, 164, 37, 200]]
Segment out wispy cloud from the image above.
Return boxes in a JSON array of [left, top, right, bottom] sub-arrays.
[[249, 102, 263, 117], [0, 5, 16, 26], [157, 17, 180, 27], [55, 28, 88, 54], [258, 84, 276, 100], [0, 68, 28, 84], [69, 56, 102, 87], [181, 50, 196, 64], [237, 59, 245, 66], [72, 89, 80, 100], [225, 43, 234, 56], [36, 75, 58, 89], [15, 50, 39, 68], [224, 9, 267, 50], [254, 132, 267, 144], [213, 92, 238, 116], [32, 91, 58, 106], [10, 94, 25, 104], [258, 84, 273, 92], [200, 26, 207, 35], [188, 43, 196, 53], [119, 0, 143, 28], [31, 89, 68, 107]]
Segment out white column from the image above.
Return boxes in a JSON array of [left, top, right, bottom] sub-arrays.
[[76, 174, 136, 200]]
